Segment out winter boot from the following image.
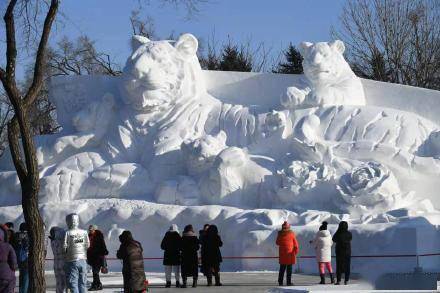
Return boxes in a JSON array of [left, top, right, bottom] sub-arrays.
[[96, 283, 103, 291], [207, 276, 212, 286], [88, 284, 97, 291], [192, 278, 198, 288], [181, 278, 187, 288], [215, 273, 222, 286], [165, 281, 171, 288], [286, 275, 293, 286], [176, 281, 181, 288], [330, 273, 335, 284], [319, 274, 325, 284], [344, 280, 348, 285]]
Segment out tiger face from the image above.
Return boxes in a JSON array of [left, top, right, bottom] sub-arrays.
[[120, 33, 202, 112]]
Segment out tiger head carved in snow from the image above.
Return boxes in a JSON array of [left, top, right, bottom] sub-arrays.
[[120, 33, 206, 112]]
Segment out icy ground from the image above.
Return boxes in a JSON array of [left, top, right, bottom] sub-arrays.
[[41, 271, 440, 292]]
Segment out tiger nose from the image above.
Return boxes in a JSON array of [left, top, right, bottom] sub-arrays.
[[312, 53, 323, 64]]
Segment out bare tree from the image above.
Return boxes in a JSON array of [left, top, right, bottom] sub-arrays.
[[47, 35, 122, 76], [130, 9, 156, 39], [0, 0, 59, 291], [334, 0, 440, 89]]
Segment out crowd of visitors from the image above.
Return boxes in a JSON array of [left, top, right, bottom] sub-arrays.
[[0, 216, 352, 292]]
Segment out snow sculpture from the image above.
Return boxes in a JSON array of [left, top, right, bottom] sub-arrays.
[[336, 162, 412, 216], [282, 40, 365, 108], [0, 33, 439, 239], [199, 147, 272, 208]]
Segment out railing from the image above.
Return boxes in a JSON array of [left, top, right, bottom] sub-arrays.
[[44, 252, 440, 261]]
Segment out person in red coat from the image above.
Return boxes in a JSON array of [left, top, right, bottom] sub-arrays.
[[276, 221, 299, 286]]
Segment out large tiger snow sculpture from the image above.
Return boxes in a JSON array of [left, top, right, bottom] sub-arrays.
[[0, 34, 439, 221]]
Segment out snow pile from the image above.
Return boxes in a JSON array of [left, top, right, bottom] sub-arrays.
[[0, 34, 439, 275]]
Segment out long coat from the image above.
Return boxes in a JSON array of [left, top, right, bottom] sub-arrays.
[[87, 230, 109, 268], [160, 231, 182, 266], [276, 229, 299, 265], [312, 230, 332, 263], [117, 240, 146, 292], [332, 229, 352, 272], [202, 234, 223, 267], [181, 232, 200, 277]]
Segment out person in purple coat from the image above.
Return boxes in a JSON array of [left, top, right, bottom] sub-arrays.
[[0, 225, 17, 293]]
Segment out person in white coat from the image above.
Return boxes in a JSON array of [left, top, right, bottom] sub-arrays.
[[310, 221, 334, 284]]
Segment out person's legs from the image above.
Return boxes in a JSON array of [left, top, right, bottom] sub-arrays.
[[54, 258, 66, 293], [164, 266, 172, 287], [18, 264, 29, 293], [286, 264, 293, 285], [326, 262, 334, 284], [65, 261, 80, 293], [278, 264, 286, 285], [78, 259, 88, 293], [173, 265, 181, 286], [344, 256, 351, 284], [318, 262, 325, 284], [206, 266, 213, 286], [92, 265, 102, 288], [214, 264, 221, 286], [335, 257, 342, 284]]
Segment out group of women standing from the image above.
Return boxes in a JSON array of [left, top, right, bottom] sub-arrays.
[[276, 220, 352, 286], [160, 224, 223, 288]]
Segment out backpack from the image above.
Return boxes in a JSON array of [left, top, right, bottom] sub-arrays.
[[15, 232, 29, 263]]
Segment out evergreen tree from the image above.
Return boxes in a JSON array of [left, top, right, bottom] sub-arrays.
[[218, 43, 253, 72], [273, 43, 303, 74]]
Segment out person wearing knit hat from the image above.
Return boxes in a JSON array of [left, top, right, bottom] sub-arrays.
[[0, 226, 17, 293], [161, 224, 182, 288], [311, 221, 334, 284], [276, 221, 299, 286]]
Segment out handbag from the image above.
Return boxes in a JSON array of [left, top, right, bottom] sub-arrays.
[[100, 257, 108, 274]]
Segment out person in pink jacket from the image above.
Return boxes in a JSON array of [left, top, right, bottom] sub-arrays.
[[0, 225, 17, 293]]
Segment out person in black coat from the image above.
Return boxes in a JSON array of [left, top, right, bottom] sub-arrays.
[[332, 221, 352, 285], [160, 224, 182, 288], [180, 225, 200, 288], [87, 225, 109, 291], [201, 225, 223, 286], [198, 224, 209, 276]]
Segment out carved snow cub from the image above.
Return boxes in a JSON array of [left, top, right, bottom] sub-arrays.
[[282, 40, 366, 108]]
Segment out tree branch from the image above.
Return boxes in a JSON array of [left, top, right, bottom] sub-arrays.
[[24, 0, 59, 109]]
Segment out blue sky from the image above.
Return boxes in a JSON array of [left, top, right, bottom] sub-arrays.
[[53, 0, 346, 69], [4, 0, 347, 77]]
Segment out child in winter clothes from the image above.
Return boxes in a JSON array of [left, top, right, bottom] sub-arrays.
[[160, 224, 182, 288], [49, 227, 66, 293], [311, 221, 334, 284], [180, 225, 200, 288], [0, 226, 17, 293], [276, 221, 299, 286], [332, 221, 352, 285]]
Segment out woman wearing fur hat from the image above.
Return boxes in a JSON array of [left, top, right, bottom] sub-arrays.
[[276, 221, 299, 286], [180, 225, 200, 288], [160, 224, 182, 288], [310, 221, 334, 284]]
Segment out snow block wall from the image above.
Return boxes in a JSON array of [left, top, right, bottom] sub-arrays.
[[0, 35, 439, 275]]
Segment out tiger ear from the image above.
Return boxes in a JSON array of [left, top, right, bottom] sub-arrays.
[[299, 42, 313, 56], [330, 40, 345, 54], [131, 35, 150, 52], [175, 33, 198, 58]]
